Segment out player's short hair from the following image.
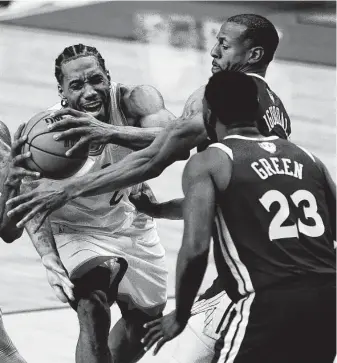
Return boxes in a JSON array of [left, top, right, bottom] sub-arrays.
[[227, 14, 279, 64], [204, 71, 259, 126], [55, 44, 108, 84]]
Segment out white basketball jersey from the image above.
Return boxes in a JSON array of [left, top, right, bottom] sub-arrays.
[[49, 82, 158, 238]]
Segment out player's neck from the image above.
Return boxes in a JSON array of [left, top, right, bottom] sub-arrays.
[[226, 126, 261, 138], [246, 66, 267, 77]]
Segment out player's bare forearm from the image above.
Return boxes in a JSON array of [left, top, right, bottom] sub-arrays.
[[0, 185, 23, 242], [174, 155, 216, 324], [108, 125, 163, 150], [71, 119, 206, 198], [156, 198, 184, 220], [25, 217, 59, 259], [0, 155, 22, 242], [175, 247, 209, 325]]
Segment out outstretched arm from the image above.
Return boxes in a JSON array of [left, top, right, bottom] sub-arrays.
[[7, 113, 207, 231]]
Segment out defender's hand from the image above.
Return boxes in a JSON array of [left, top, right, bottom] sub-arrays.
[[5, 123, 40, 188], [129, 183, 159, 216], [42, 253, 75, 303], [141, 310, 186, 355], [6, 178, 70, 232], [48, 108, 114, 156]]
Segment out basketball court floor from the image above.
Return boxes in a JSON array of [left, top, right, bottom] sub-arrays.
[[0, 23, 335, 363]]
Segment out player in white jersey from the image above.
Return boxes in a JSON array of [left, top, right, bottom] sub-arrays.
[[0, 121, 40, 363], [21, 44, 175, 363]]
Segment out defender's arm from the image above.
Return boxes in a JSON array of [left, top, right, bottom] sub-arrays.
[[174, 153, 216, 324], [50, 85, 204, 153], [75, 116, 207, 197], [175, 147, 232, 323]]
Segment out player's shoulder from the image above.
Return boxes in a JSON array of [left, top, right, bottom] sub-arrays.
[[121, 83, 165, 116], [183, 145, 232, 193], [281, 140, 330, 178], [181, 85, 205, 118], [187, 144, 232, 176]]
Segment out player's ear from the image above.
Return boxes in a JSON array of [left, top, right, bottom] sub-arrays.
[[248, 46, 264, 64], [106, 70, 111, 86], [58, 84, 65, 99]]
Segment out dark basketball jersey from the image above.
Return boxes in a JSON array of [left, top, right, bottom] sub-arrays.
[[209, 135, 335, 302], [197, 74, 292, 303], [247, 73, 291, 139], [197, 73, 291, 153]]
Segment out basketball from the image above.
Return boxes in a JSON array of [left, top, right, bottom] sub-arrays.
[[21, 110, 89, 179]]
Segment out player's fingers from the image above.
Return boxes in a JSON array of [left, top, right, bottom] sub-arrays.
[[57, 273, 75, 290], [11, 135, 28, 156], [62, 283, 75, 301], [12, 152, 31, 165], [6, 193, 34, 210], [15, 169, 40, 179], [46, 261, 69, 277], [52, 127, 86, 141], [21, 178, 41, 187], [16, 206, 46, 230], [153, 337, 168, 356], [65, 137, 90, 156], [143, 331, 163, 352], [13, 123, 26, 141], [52, 285, 69, 303], [143, 318, 162, 329], [48, 117, 83, 132], [141, 325, 161, 345]]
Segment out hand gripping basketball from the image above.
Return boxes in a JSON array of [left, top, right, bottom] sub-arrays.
[[5, 123, 40, 189], [20, 110, 89, 179], [48, 108, 114, 156]]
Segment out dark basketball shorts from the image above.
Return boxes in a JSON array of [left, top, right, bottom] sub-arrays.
[[212, 277, 336, 363]]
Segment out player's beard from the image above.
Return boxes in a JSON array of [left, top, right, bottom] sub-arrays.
[[223, 60, 252, 73]]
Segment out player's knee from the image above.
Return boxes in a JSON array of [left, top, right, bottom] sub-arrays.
[[77, 290, 109, 319]]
